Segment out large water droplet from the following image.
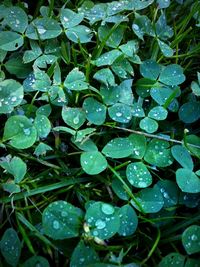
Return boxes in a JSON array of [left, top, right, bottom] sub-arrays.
[[95, 219, 106, 229], [23, 128, 31, 136], [191, 234, 198, 241], [73, 116, 79, 125], [61, 211, 68, 217], [101, 203, 115, 215], [53, 220, 60, 230]]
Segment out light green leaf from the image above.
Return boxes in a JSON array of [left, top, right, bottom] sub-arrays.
[[83, 97, 106, 125], [3, 115, 37, 149], [2, 182, 21, 194], [23, 256, 50, 267], [140, 60, 161, 80], [42, 200, 83, 240], [148, 106, 168, 120], [132, 103, 145, 118], [126, 162, 152, 188], [70, 240, 99, 267], [118, 205, 138, 236], [0, 156, 27, 183], [66, 25, 93, 43], [36, 104, 52, 117], [119, 40, 139, 57], [157, 180, 179, 208], [108, 103, 132, 123], [171, 145, 194, 170], [158, 253, 185, 267], [34, 142, 53, 157], [157, 39, 173, 57], [0, 79, 24, 114], [159, 64, 185, 86], [75, 128, 96, 142], [128, 134, 147, 159], [53, 126, 76, 135], [132, 14, 154, 40], [111, 178, 129, 201], [139, 117, 158, 133], [102, 137, 134, 159], [0, 228, 21, 267], [118, 79, 134, 105], [93, 68, 116, 87], [85, 202, 120, 239], [182, 225, 200, 255], [131, 185, 164, 213], [60, 8, 84, 28], [72, 138, 98, 152], [179, 101, 200, 123], [155, 14, 173, 40], [144, 139, 173, 167], [62, 106, 86, 129], [176, 168, 200, 193], [92, 50, 122, 67], [64, 68, 88, 91], [0, 31, 23, 51], [98, 24, 124, 48], [26, 18, 62, 40], [4, 6, 28, 33], [185, 135, 200, 158], [81, 151, 107, 175], [34, 115, 51, 138]]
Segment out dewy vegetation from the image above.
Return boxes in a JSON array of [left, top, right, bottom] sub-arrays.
[[0, 0, 200, 266]]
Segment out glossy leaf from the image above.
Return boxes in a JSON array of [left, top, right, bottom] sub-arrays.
[[176, 168, 200, 193], [118, 205, 138, 236], [81, 151, 107, 175], [171, 145, 194, 170], [83, 97, 106, 125], [62, 106, 86, 129], [182, 225, 200, 255]]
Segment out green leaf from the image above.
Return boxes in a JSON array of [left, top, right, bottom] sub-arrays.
[[108, 103, 132, 123], [150, 86, 178, 106], [139, 117, 158, 133], [3, 115, 37, 149], [131, 185, 164, 213], [136, 78, 156, 98], [155, 14, 173, 40], [111, 178, 129, 200], [182, 225, 200, 255], [126, 162, 152, 188], [42, 200, 83, 240], [179, 101, 200, 123], [0, 228, 21, 267], [62, 106, 86, 129], [157, 39, 174, 57], [100, 84, 120, 105], [102, 138, 134, 159], [159, 64, 185, 86], [0, 79, 24, 114], [23, 256, 50, 267], [5, 56, 32, 79], [53, 126, 76, 136], [2, 182, 21, 194], [191, 73, 200, 96], [34, 115, 51, 138], [119, 40, 139, 57], [171, 145, 194, 170], [36, 104, 52, 117], [158, 253, 185, 267], [0, 31, 23, 51], [93, 68, 116, 86], [85, 201, 120, 239], [144, 139, 173, 167], [132, 14, 154, 40], [157, 180, 179, 208], [98, 24, 124, 48], [64, 68, 88, 91], [34, 142, 53, 157], [66, 25, 93, 43], [176, 168, 200, 193], [26, 18, 62, 40], [140, 60, 161, 80], [128, 134, 147, 159], [92, 50, 122, 67], [81, 151, 107, 175], [0, 156, 27, 183], [132, 103, 145, 118], [70, 240, 99, 267], [117, 79, 134, 105], [75, 128, 96, 142], [148, 106, 168, 120], [157, 0, 170, 8], [118, 205, 138, 236], [4, 6, 28, 33], [60, 8, 84, 28], [83, 97, 106, 125], [185, 135, 200, 158]]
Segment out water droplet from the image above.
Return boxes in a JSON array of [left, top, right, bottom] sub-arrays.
[[11, 96, 17, 102], [95, 219, 106, 229], [53, 220, 60, 229], [191, 234, 198, 241], [61, 211, 68, 217], [116, 112, 122, 117], [23, 128, 31, 136], [37, 26, 46, 35], [101, 203, 115, 215], [73, 116, 79, 125], [138, 181, 147, 187], [63, 17, 69, 22]]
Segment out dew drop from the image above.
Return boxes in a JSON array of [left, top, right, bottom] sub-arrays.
[[95, 219, 106, 229], [101, 203, 115, 215], [53, 220, 60, 229]]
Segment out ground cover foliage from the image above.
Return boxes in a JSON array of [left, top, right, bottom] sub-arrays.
[[0, 0, 200, 266]]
